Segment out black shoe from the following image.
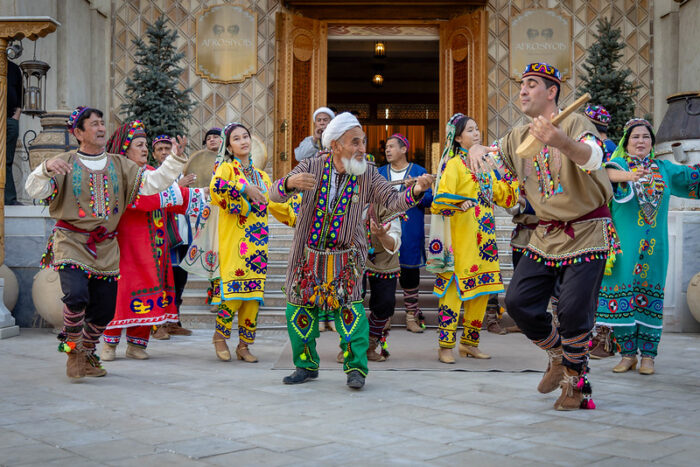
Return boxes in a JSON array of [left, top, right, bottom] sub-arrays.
[[282, 367, 318, 385], [346, 370, 365, 390]]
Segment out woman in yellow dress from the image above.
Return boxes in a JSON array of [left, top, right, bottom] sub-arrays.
[[429, 114, 519, 363], [209, 122, 297, 362]]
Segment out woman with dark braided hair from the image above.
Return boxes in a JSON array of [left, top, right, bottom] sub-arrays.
[[100, 121, 206, 361], [596, 118, 700, 375], [428, 113, 519, 364]]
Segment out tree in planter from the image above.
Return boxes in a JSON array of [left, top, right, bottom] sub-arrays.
[[121, 15, 194, 156], [578, 17, 640, 141]]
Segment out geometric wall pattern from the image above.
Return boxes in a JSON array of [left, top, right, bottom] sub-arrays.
[[486, 0, 653, 143], [111, 0, 653, 160], [111, 0, 282, 165]]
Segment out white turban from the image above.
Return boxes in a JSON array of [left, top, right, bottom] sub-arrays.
[[321, 112, 360, 149], [313, 106, 335, 121]]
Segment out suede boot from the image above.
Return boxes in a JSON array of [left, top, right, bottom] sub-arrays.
[[367, 336, 386, 362], [483, 304, 506, 335], [125, 344, 149, 360], [554, 367, 584, 411], [100, 343, 117, 362], [538, 347, 565, 394], [166, 322, 192, 336], [84, 351, 107, 377], [589, 326, 614, 359], [66, 348, 86, 379], [458, 343, 491, 359], [612, 356, 637, 373], [639, 356, 654, 375], [151, 325, 170, 340], [438, 347, 455, 364], [405, 311, 424, 333]]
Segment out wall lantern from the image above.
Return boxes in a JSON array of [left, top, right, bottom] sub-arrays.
[[372, 73, 384, 87], [19, 42, 51, 117], [374, 41, 386, 58]]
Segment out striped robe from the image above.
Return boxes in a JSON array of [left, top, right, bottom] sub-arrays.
[[271, 155, 421, 306]]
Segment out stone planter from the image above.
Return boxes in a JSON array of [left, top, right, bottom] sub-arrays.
[[28, 110, 79, 171]]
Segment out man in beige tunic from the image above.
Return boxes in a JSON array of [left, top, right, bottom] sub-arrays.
[[25, 106, 190, 380], [271, 112, 433, 390], [468, 63, 614, 410]]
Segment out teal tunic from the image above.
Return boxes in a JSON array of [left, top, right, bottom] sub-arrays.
[[596, 155, 700, 356]]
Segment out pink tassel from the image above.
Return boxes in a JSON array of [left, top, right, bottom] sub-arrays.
[[587, 399, 596, 409], [576, 378, 585, 390]]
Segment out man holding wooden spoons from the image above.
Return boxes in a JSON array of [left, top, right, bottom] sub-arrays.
[[467, 63, 616, 411]]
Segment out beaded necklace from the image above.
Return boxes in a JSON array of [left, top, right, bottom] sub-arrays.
[[626, 154, 665, 224], [457, 148, 493, 204], [72, 153, 113, 219], [532, 146, 563, 199]]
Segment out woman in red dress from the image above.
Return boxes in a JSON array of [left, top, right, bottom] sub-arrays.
[[101, 121, 205, 360]]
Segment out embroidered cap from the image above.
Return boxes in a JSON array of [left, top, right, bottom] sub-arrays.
[[585, 105, 611, 128], [389, 133, 410, 151], [522, 62, 561, 85], [152, 134, 172, 147], [67, 106, 91, 133], [624, 118, 652, 133]]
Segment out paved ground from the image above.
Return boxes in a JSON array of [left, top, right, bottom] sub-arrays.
[[1, 328, 699, 466]]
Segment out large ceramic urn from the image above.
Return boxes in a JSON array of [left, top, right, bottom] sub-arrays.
[[28, 110, 79, 170], [654, 92, 700, 331]]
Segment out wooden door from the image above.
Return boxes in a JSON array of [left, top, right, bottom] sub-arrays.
[[274, 12, 327, 179], [437, 9, 488, 173]]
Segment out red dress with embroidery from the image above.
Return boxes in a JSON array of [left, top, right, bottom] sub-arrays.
[[106, 173, 203, 331]]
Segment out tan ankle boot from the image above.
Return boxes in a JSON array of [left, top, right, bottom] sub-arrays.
[[100, 343, 117, 362], [612, 356, 637, 373], [165, 322, 192, 336], [438, 347, 455, 364], [554, 367, 584, 411], [319, 321, 327, 332], [538, 347, 565, 394], [213, 332, 231, 361], [458, 343, 491, 359], [84, 351, 107, 377], [589, 326, 614, 359], [151, 325, 170, 340], [125, 344, 149, 360], [367, 336, 386, 362], [483, 306, 507, 335], [337, 349, 345, 363], [66, 349, 86, 379], [327, 320, 336, 332], [405, 312, 424, 333], [639, 356, 654, 375], [236, 342, 258, 363]]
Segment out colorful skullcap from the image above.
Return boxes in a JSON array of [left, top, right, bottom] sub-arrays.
[[522, 62, 561, 85], [106, 120, 147, 155], [66, 106, 91, 133], [389, 133, 410, 151], [584, 105, 611, 128], [152, 134, 172, 147], [203, 127, 222, 145]]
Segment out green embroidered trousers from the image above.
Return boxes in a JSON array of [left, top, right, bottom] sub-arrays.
[[285, 301, 369, 376]]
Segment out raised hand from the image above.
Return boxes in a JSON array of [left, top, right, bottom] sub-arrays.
[[45, 157, 72, 175], [171, 135, 189, 159], [286, 173, 316, 191]]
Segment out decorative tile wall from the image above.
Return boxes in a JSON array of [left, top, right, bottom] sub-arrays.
[[111, 0, 282, 163], [486, 0, 652, 143], [111, 0, 653, 158]]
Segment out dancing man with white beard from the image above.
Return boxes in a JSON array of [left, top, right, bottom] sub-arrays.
[[271, 112, 434, 389]]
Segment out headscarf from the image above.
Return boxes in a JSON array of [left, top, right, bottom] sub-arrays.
[[152, 134, 172, 148], [203, 127, 222, 146], [313, 106, 335, 121], [426, 113, 467, 274], [321, 112, 361, 150], [107, 120, 147, 155]]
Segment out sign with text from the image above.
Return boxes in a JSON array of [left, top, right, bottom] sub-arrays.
[[196, 4, 257, 83], [510, 9, 572, 81]]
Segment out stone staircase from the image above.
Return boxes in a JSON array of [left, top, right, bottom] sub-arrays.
[[180, 207, 515, 329]]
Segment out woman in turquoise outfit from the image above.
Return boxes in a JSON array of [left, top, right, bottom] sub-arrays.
[[596, 118, 700, 375]]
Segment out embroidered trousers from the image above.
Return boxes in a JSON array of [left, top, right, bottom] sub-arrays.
[[103, 326, 151, 348], [214, 300, 259, 345], [437, 279, 489, 348], [59, 268, 118, 350], [285, 301, 369, 376], [505, 255, 605, 372]]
